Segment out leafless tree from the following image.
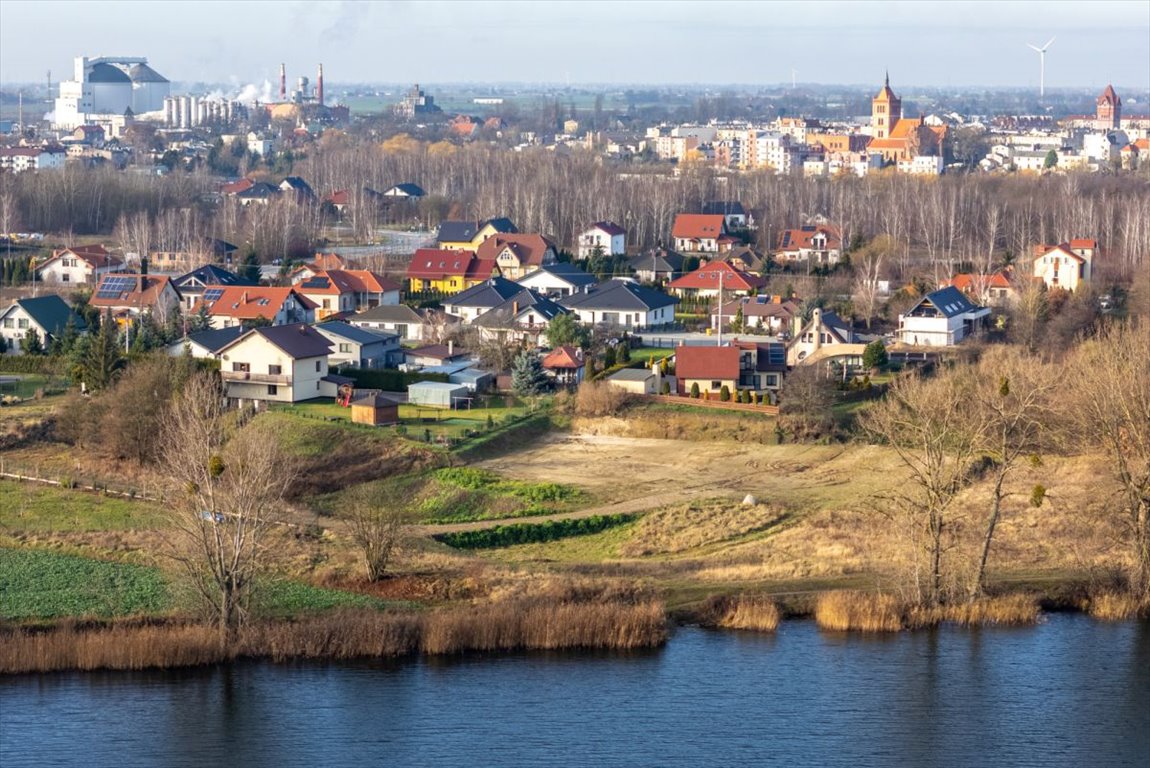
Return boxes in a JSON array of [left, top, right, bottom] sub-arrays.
[[341, 482, 413, 581], [851, 235, 893, 328], [159, 373, 293, 646]]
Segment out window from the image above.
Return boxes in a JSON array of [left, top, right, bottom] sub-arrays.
[[233, 362, 250, 373], [711, 381, 721, 390], [2, 319, 11, 329], [62, 273, 70, 282], [315, 360, 322, 372], [268, 365, 281, 375], [339, 343, 352, 353], [17, 319, 29, 329], [267, 385, 278, 396]]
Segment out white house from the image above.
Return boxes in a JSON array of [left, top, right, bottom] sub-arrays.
[[348, 304, 432, 343], [216, 324, 335, 405], [515, 262, 598, 298], [200, 286, 316, 329], [0, 296, 86, 354], [576, 221, 626, 258], [898, 286, 991, 347], [36, 245, 123, 285], [443, 277, 523, 322], [1032, 240, 1096, 292], [0, 146, 66, 174], [559, 280, 678, 330], [165, 326, 245, 360], [314, 320, 401, 369], [786, 308, 867, 367]]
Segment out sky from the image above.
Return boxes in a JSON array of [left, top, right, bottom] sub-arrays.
[[1, 0, 1148, 91]]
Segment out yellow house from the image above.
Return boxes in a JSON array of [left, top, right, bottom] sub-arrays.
[[435, 218, 517, 252], [405, 249, 498, 294]]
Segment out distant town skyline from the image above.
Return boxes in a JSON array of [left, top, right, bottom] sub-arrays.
[[1, 0, 1148, 92]]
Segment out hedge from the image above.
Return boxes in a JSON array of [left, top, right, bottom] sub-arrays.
[[435, 513, 636, 550], [0, 355, 69, 375], [337, 367, 449, 391]]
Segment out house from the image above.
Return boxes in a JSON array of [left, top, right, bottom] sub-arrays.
[[323, 187, 385, 214], [294, 271, 360, 320], [172, 265, 255, 311], [515, 262, 598, 298], [711, 295, 800, 335], [698, 201, 750, 230], [36, 245, 123, 285], [314, 320, 401, 369], [289, 253, 359, 283], [475, 233, 558, 280], [470, 289, 569, 347], [786, 308, 867, 366], [348, 304, 432, 342], [350, 393, 400, 426], [405, 248, 498, 294], [197, 286, 316, 329], [577, 221, 627, 258], [1032, 240, 1097, 292], [0, 146, 67, 173], [721, 246, 769, 275], [336, 270, 401, 309], [675, 342, 786, 396], [607, 366, 660, 394], [436, 218, 518, 251], [0, 296, 86, 354], [560, 280, 678, 330], [216, 324, 335, 405], [628, 248, 685, 285], [776, 225, 843, 267], [407, 381, 470, 409], [278, 176, 315, 202], [947, 272, 1017, 307], [668, 261, 766, 299], [382, 183, 426, 198], [234, 182, 280, 206], [443, 277, 524, 322], [542, 345, 586, 386], [150, 239, 237, 273], [405, 342, 470, 368], [89, 273, 181, 320], [898, 286, 990, 347], [731, 340, 787, 392], [165, 326, 246, 359], [672, 214, 730, 253]]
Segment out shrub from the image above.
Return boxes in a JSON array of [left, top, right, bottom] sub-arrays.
[[719, 385, 730, 402], [574, 380, 633, 417], [435, 513, 636, 550], [690, 382, 700, 399], [660, 380, 670, 395], [749, 391, 759, 405], [815, 590, 903, 632]]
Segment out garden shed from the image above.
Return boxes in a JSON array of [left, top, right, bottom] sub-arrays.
[[350, 393, 400, 426], [407, 381, 470, 409]]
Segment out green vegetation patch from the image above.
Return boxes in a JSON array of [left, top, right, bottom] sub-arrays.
[[421, 467, 581, 523], [0, 548, 170, 619], [0, 480, 169, 532], [254, 580, 396, 617], [435, 513, 637, 550]]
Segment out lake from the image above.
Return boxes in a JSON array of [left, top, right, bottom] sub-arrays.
[[2, 614, 1147, 767]]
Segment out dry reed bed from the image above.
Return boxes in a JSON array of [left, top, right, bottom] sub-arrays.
[[814, 590, 1044, 633], [1086, 591, 1150, 621], [695, 594, 781, 632], [0, 598, 668, 674]]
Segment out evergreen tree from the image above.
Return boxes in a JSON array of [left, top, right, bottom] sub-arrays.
[[241, 247, 262, 284], [188, 302, 213, 333], [82, 310, 126, 391], [511, 349, 549, 397], [862, 340, 889, 370], [21, 327, 44, 355], [546, 312, 590, 349]]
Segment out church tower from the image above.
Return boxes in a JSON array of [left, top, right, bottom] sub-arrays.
[[1096, 85, 1121, 131], [872, 72, 902, 139]]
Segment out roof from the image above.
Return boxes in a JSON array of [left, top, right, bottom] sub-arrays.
[[437, 220, 480, 243], [777, 225, 842, 252], [221, 178, 255, 196], [561, 280, 678, 312], [1098, 85, 1121, 106], [672, 214, 727, 241], [89, 274, 174, 309], [586, 220, 626, 236], [909, 287, 982, 319], [446, 276, 523, 308], [315, 320, 397, 346], [386, 183, 426, 196], [7, 295, 86, 335], [173, 264, 253, 291], [279, 177, 315, 197], [407, 344, 468, 361], [406, 249, 497, 281], [668, 261, 766, 292], [732, 339, 788, 372], [352, 393, 400, 408], [1032, 243, 1085, 263], [408, 381, 469, 392], [476, 233, 556, 267], [674, 345, 740, 380], [128, 63, 168, 83], [519, 261, 598, 289], [88, 62, 131, 83], [471, 290, 568, 327], [350, 304, 425, 325], [542, 345, 584, 370], [608, 368, 656, 382], [722, 245, 767, 272], [1069, 238, 1099, 251], [199, 286, 316, 319], [629, 248, 684, 274], [296, 270, 360, 296], [227, 324, 332, 359], [42, 245, 122, 271], [715, 296, 799, 319], [949, 273, 1013, 292], [698, 201, 747, 217], [236, 182, 280, 200], [180, 326, 246, 354]]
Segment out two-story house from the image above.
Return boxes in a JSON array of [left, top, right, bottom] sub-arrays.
[[672, 214, 732, 253], [442, 277, 524, 322], [560, 280, 678, 330], [314, 320, 401, 369], [1031, 239, 1097, 292], [199, 286, 316, 329], [475, 233, 558, 281], [470, 289, 569, 347], [172, 265, 255, 311], [775, 225, 843, 267], [674, 341, 786, 396], [405, 249, 498, 294], [515, 262, 598, 298], [295, 271, 359, 320], [628, 248, 685, 285], [898, 286, 990, 347], [436, 218, 518, 251], [36, 245, 124, 286], [576, 221, 626, 258], [216, 324, 334, 405], [786, 308, 867, 366], [89, 273, 182, 321], [0, 296, 87, 354]]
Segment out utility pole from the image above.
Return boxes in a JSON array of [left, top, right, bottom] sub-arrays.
[[716, 268, 724, 347]]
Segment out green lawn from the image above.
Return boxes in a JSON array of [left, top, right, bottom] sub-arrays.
[[273, 398, 530, 441], [0, 480, 169, 532], [628, 347, 674, 367]]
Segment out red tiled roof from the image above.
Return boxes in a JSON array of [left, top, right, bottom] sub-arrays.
[[674, 345, 739, 380], [1032, 244, 1085, 263], [44, 245, 122, 271], [542, 345, 584, 370], [339, 269, 401, 293], [407, 249, 488, 280], [777, 225, 843, 252], [89, 274, 173, 309], [1069, 238, 1099, 251], [949, 272, 1013, 292], [475, 233, 556, 266], [326, 190, 350, 206], [220, 178, 255, 196], [668, 261, 766, 292], [672, 214, 726, 240], [199, 286, 316, 320]]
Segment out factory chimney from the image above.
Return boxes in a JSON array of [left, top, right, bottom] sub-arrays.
[[279, 63, 286, 101], [317, 63, 324, 106]]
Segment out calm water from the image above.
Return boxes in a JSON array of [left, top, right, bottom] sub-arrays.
[[2, 615, 1148, 767]]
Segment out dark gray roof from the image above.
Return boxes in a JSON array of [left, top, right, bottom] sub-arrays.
[[386, 183, 426, 196], [220, 324, 332, 359], [608, 368, 655, 382], [447, 276, 522, 308], [913, 287, 982, 318], [525, 262, 598, 288], [128, 63, 169, 83], [9, 296, 86, 336], [628, 248, 684, 274], [173, 265, 252, 291], [699, 201, 747, 217], [561, 281, 678, 312], [818, 310, 854, 342], [350, 304, 425, 324], [315, 320, 398, 345], [182, 326, 245, 354], [88, 63, 131, 83], [437, 220, 479, 242], [279, 177, 315, 198], [472, 290, 568, 328], [352, 393, 400, 408], [236, 182, 279, 199], [483, 217, 517, 234]]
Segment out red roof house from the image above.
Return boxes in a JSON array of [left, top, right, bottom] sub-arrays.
[[668, 260, 766, 297], [672, 214, 729, 253]]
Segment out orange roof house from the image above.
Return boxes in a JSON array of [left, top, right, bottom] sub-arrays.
[[672, 214, 730, 253], [197, 286, 317, 328], [89, 273, 181, 319], [668, 260, 766, 297], [542, 345, 585, 385], [475, 233, 558, 279], [405, 248, 498, 294]]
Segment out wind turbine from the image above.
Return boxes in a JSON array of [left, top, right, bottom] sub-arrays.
[[1027, 37, 1055, 99]]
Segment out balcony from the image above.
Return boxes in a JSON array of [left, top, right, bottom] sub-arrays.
[[221, 370, 291, 385]]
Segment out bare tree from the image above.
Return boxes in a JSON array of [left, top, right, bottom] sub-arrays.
[[860, 365, 982, 605], [851, 235, 892, 329], [160, 373, 293, 646], [342, 482, 413, 581]]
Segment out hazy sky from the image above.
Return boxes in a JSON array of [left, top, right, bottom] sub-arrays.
[[1, 0, 1148, 91]]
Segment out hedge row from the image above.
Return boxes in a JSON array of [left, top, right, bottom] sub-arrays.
[[337, 367, 449, 391], [435, 513, 636, 550], [0, 356, 69, 375]]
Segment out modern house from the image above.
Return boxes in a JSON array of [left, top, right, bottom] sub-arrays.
[[668, 261, 766, 299], [36, 245, 123, 285], [89, 273, 181, 320], [698, 201, 750, 230], [775, 225, 843, 267], [405, 248, 498, 294], [172, 264, 254, 311], [576, 221, 626, 258], [560, 280, 678, 330], [673, 343, 785, 397], [198, 286, 316, 329], [436, 218, 518, 251], [897, 286, 990, 347], [515, 262, 598, 298], [314, 320, 401, 369], [0, 296, 86, 354], [348, 304, 433, 343], [672, 214, 731, 253], [1032, 240, 1097, 292], [216, 324, 335, 405]]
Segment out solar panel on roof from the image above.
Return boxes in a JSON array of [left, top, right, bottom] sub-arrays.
[[203, 288, 225, 302]]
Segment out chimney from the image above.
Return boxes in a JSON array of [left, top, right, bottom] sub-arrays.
[[317, 63, 324, 106], [447, 339, 454, 356], [241, 290, 249, 304], [512, 301, 519, 316], [279, 63, 286, 101]]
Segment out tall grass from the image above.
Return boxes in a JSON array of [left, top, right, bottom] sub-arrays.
[[696, 594, 780, 632], [815, 590, 904, 632], [815, 590, 1042, 632], [1086, 591, 1150, 621]]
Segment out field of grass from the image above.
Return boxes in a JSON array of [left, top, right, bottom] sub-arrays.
[[0, 480, 168, 532], [273, 398, 530, 441], [476, 519, 640, 563]]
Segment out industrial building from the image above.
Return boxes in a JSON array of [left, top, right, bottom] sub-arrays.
[[54, 56, 171, 131]]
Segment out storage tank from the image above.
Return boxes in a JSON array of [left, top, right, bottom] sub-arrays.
[[88, 63, 132, 115], [128, 63, 170, 114]]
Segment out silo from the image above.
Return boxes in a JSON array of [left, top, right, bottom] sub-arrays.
[[128, 63, 170, 114], [88, 63, 132, 115]]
